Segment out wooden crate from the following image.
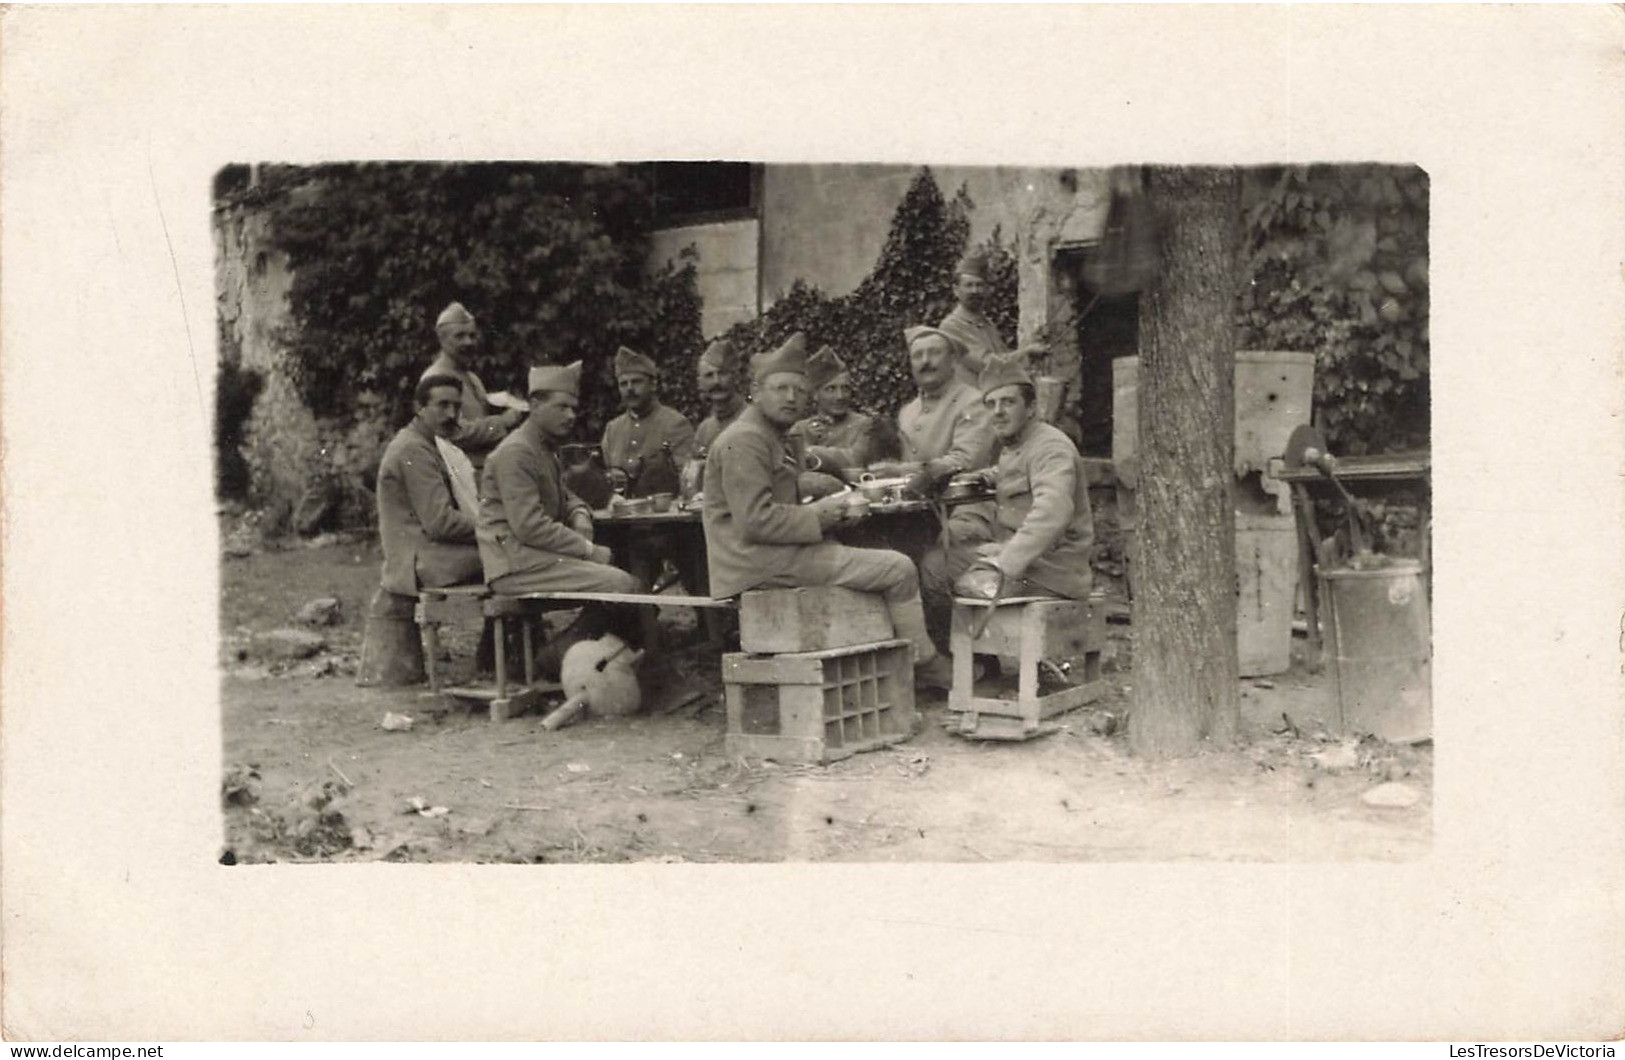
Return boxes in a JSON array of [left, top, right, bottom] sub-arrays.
[[947, 597, 1108, 740], [723, 639, 915, 764], [738, 586, 893, 655]]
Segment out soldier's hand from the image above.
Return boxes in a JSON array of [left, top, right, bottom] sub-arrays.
[[589, 544, 614, 566], [570, 512, 596, 541], [810, 494, 850, 531]]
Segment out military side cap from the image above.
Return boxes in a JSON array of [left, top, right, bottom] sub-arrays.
[[903, 325, 963, 357], [528, 360, 582, 397], [750, 332, 809, 382], [806, 345, 848, 391], [956, 249, 991, 280], [436, 301, 475, 328], [977, 352, 1033, 396], [697, 338, 739, 373], [614, 346, 659, 379]]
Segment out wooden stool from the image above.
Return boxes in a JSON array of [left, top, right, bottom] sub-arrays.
[[947, 595, 1107, 741], [417, 587, 553, 722], [414, 584, 492, 693]]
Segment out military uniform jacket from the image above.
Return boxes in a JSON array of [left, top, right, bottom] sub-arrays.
[[788, 410, 875, 463], [988, 419, 1095, 599], [898, 378, 995, 472], [376, 420, 478, 596], [703, 405, 836, 599], [422, 354, 514, 467], [477, 423, 595, 583], [601, 402, 696, 478], [939, 305, 1009, 388], [694, 396, 747, 453]]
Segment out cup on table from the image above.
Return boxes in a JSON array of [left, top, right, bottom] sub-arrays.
[[650, 492, 675, 513]]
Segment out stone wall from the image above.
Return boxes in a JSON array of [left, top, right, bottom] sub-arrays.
[[214, 191, 353, 526], [754, 164, 1113, 422], [648, 218, 760, 339]]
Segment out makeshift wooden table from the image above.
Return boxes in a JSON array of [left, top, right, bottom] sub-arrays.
[[589, 505, 717, 651]]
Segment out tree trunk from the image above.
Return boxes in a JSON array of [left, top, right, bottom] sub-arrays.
[[1129, 167, 1242, 758]]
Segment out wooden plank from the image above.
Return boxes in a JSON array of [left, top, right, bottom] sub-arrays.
[[1270, 451, 1430, 483], [440, 682, 562, 702], [724, 732, 825, 764], [420, 585, 491, 599], [724, 651, 828, 686], [1036, 681, 1106, 717], [507, 590, 738, 609], [739, 587, 893, 654], [490, 688, 545, 723]]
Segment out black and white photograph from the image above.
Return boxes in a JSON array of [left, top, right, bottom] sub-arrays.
[[214, 159, 1434, 865], [3, 5, 1620, 1043]]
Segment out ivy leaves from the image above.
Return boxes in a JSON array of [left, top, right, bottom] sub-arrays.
[[263, 163, 700, 436], [1238, 165, 1429, 455], [714, 169, 1014, 422]]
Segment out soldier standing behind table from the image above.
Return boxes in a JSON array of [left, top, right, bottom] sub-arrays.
[[937, 250, 1010, 390], [419, 302, 525, 475]]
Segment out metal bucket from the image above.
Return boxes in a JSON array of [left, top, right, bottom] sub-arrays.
[[1318, 560, 1432, 742]]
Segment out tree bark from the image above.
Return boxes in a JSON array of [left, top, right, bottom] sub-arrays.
[[1130, 167, 1242, 758]]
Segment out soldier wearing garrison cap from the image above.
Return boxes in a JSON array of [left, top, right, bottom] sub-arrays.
[[938, 249, 1011, 388], [600, 345, 709, 624], [694, 338, 747, 453], [423, 302, 526, 462], [420, 301, 526, 474], [891, 325, 995, 487], [702, 333, 956, 690], [920, 352, 1095, 618], [476, 361, 640, 597], [788, 345, 878, 462], [601, 345, 696, 491]]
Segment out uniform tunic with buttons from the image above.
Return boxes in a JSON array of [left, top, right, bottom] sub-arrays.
[[601, 402, 696, 480], [421, 354, 517, 471], [979, 418, 1094, 598], [376, 420, 482, 596], [788, 410, 875, 462], [938, 304, 1010, 389], [476, 423, 597, 583], [695, 395, 747, 454], [897, 378, 994, 471]]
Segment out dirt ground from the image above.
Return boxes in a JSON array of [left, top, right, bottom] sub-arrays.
[[219, 529, 1432, 864]]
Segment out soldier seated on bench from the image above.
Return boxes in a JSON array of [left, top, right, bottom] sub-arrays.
[[703, 332, 955, 690], [376, 372, 485, 598], [921, 352, 1094, 610], [478, 361, 644, 655]]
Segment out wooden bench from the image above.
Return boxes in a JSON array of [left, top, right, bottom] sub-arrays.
[[415, 585, 561, 722], [947, 594, 1108, 741], [506, 591, 739, 610], [417, 586, 740, 722]]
